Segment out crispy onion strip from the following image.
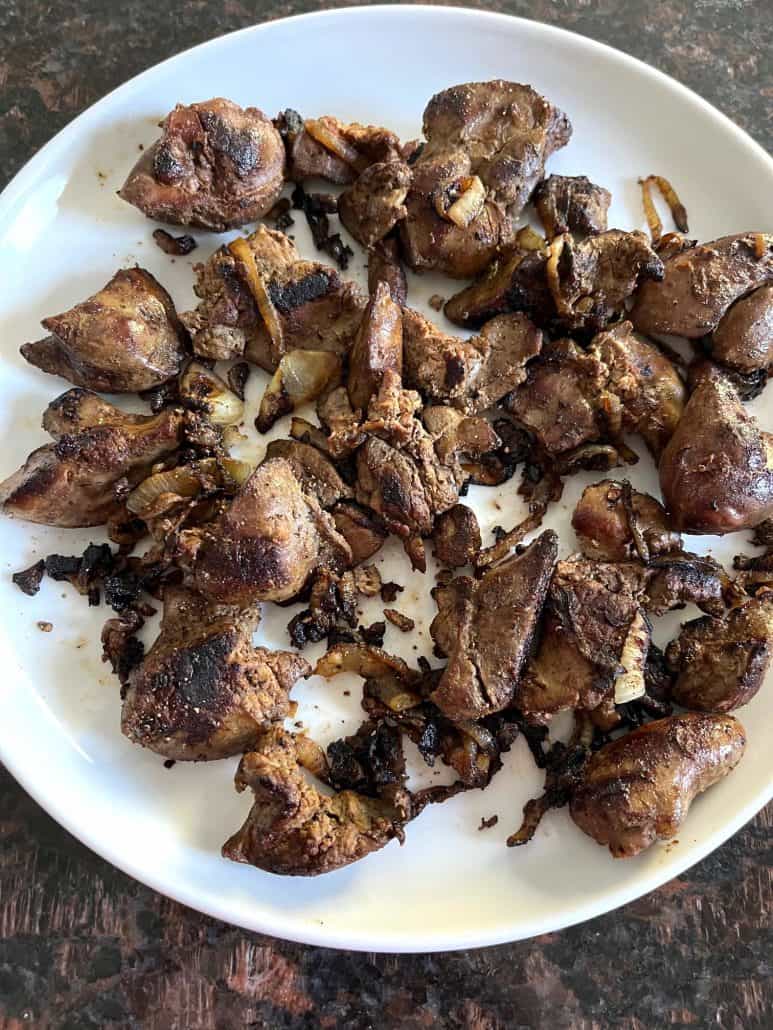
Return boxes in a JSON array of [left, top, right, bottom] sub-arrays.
[[639, 175, 689, 244]]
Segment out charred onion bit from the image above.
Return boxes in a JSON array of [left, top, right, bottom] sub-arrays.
[[153, 228, 198, 255], [256, 350, 341, 433], [12, 559, 45, 596], [179, 361, 244, 424], [507, 719, 593, 847], [291, 182, 354, 270]]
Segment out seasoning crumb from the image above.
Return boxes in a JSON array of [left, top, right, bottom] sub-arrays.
[[479, 815, 499, 830], [428, 294, 445, 311], [37, 621, 53, 633], [384, 608, 415, 632], [163, 759, 176, 770]]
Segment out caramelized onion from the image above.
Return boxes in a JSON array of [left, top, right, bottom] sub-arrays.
[[639, 175, 689, 244], [435, 175, 486, 228], [220, 457, 253, 487], [613, 609, 650, 704], [295, 734, 329, 781], [515, 225, 547, 251], [367, 676, 423, 712], [256, 350, 341, 433], [315, 643, 420, 686], [179, 362, 244, 425], [228, 236, 284, 355], [545, 233, 572, 316], [127, 467, 207, 517], [305, 117, 367, 172]]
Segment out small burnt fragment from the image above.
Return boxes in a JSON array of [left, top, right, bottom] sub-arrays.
[[227, 361, 251, 401], [292, 183, 353, 270], [478, 815, 499, 830], [141, 378, 180, 413], [360, 621, 387, 647], [44, 554, 81, 581], [384, 608, 415, 632], [152, 228, 198, 256], [104, 572, 143, 613], [12, 559, 45, 596], [380, 581, 404, 604], [326, 720, 405, 798]]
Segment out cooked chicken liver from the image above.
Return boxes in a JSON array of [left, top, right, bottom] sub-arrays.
[[122, 586, 309, 760], [181, 226, 366, 369], [120, 98, 285, 231], [430, 529, 558, 720], [631, 232, 773, 338], [533, 174, 611, 237], [666, 599, 773, 712], [21, 269, 188, 394], [570, 713, 746, 857], [223, 726, 409, 875], [659, 367, 773, 534], [399, 81, 571, 278], [0, 390, 184, 527], [180, 458, 351, 605]]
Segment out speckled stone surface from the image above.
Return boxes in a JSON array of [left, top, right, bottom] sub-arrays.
[[0, 2, 771, 1027]]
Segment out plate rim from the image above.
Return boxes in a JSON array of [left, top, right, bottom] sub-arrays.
[[1, 4, 772, 953]]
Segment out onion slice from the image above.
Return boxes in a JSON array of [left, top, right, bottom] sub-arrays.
[[613, 608, 651, 704], [228, 236, 284, 361], [179, 361, 244, 425], [305, 117, 368, 172], [255, 350, 341, 433], [434, 175, 486, 228]]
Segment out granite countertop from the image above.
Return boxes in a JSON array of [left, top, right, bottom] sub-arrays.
[[1, 2, 771, 1027]]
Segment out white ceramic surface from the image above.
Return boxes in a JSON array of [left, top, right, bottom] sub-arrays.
[[0, 6, 771, 953]]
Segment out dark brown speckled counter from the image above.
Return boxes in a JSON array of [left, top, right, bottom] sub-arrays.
[[0, 2, 771, 1027]]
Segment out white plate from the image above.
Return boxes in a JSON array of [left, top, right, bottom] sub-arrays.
[[0, 5, 771, 953]]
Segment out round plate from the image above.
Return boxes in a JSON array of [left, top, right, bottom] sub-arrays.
[[0, 6, 771, 953]]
